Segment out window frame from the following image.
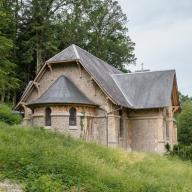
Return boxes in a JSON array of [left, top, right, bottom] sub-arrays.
[[69, 107, 77, 127], [45, 107, 52, 127]]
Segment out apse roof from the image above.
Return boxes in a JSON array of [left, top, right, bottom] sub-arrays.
[[28, 75, 97, 106]]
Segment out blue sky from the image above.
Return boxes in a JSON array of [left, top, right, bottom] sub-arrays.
[[118, 0, 192, 96]]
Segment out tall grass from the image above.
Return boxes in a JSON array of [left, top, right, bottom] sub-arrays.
[[170, 144, 192, 161], [0, 123, 192, 191]]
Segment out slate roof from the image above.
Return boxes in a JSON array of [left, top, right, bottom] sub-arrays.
[[47, 45, 79, 62], [111, 70, 176, 109], [16, 44, 178, 110], [46, 44, 130, 107], [28, 75, 97, 106]]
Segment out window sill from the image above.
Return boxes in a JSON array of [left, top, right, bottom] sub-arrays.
[[69, 126, 78, 130]]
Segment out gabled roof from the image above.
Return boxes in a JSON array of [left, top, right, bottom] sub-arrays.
[[28, 75, 96, 106], [16, 44, 179, 110], [46, 44, 130, 107], [112, 70, 178, 109], [47, 44, 79, 62]]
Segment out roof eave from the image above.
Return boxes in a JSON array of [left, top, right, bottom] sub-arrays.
[[27, 102, 99, 108], [46, 59, 80, 64]]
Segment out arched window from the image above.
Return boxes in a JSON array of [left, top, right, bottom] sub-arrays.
[[69, 107, 76, 126], [45, 107, 51, 126]]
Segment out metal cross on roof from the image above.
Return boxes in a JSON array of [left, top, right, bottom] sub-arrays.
[[141, 63, 144, 71], [135, 62, 150, 73]]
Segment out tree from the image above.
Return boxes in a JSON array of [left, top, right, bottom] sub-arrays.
[[18, 0, 135, 75], [56, 0, 136, 71], [177, 100, 192, 145], [179, 92, 192, 104], [0, 1, 20, 103], [16, 0, 65, 74], [1, 0, 136, 101]]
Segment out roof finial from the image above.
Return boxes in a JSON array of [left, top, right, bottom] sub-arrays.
[[135, 62, 150, 73], [141, 63, 144, 71]]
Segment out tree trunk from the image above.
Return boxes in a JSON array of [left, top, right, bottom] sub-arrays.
[[7, 91, 10, 102], [36, 44, 42, 73], [1, 93, 5, 103], [12, 91, 16, 106]]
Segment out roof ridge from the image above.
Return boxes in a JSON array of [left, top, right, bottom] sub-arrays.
[[73, 44, 122, 74], [47, 45, 79, 62], [111, 75, 133, 107], [72, 44, 80, 59], [112, 69, 176, 76]]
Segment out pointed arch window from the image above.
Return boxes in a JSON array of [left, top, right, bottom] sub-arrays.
[[69, 107, 76, 126], [45, 107, 51, 126]]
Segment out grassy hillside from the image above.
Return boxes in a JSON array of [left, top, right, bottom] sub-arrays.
[[0, 123, 192, 192]]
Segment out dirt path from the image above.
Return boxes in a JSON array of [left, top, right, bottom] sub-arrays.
[[0, 181, 22, 192]]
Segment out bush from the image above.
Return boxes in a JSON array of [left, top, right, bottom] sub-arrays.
[[0, 103, 21, 125], [176, 101, 192, 145], [165, 143, 171, 152], [171, 144, 192, 161], [25, 175, 64, 192]]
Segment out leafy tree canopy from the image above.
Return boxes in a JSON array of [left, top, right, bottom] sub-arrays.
[[0, 2, 20, 103], [177, 94, 192, 145], [0, 0, 136, 103]]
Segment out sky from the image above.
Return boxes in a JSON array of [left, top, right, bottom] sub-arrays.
[[118, 0, 192, 96]]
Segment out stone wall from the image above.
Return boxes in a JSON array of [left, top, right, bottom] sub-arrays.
[[21, 61, 120, 147], [25, 62, 109, 111], [23, 61, 114, 123], [127, 107, 178, 153], [19, 61, 178, 153], [29, 102, 177, 153], [31, 105, 108, 145], [93, 116, 107, 145], [162, 105, 178, 147], [118, 110, 131, 151], [128, 109, 164, 152], [107, 114, 119, 148]]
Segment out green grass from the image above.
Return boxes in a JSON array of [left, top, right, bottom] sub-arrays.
[[0, 123, 192, 191]]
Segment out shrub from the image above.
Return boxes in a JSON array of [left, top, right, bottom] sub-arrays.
[[0, 103, 21, 125], [165, 143, 171, 152], [25, 175, 64, 192], [171, 144, 192, 161], [176, 101, 192, 145]]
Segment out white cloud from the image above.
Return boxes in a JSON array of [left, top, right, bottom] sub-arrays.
[[118, 0, 192, 96]]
